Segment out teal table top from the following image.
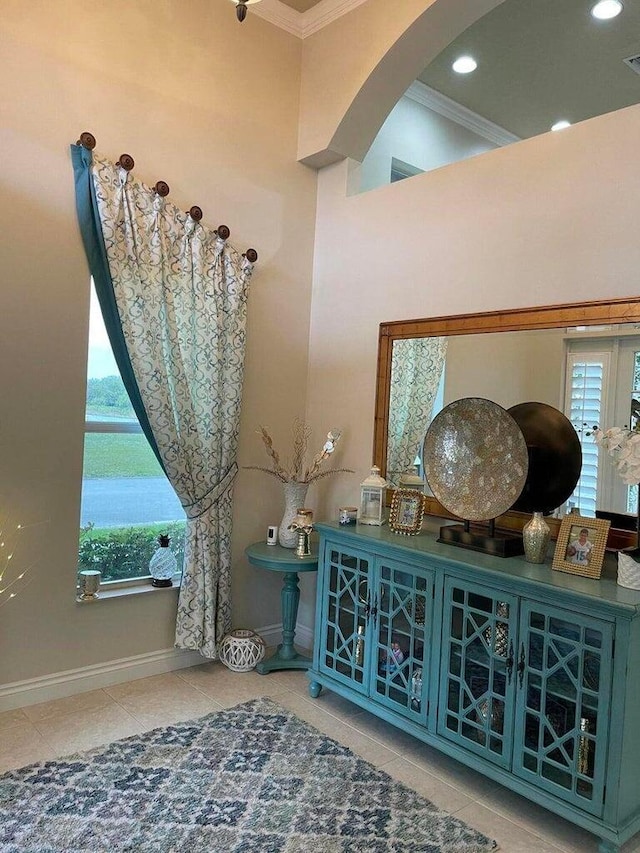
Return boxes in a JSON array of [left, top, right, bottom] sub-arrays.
[[245, 541, 319, 573]]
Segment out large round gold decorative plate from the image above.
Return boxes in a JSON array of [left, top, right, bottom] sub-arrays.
[[424, 397, 529, 522]]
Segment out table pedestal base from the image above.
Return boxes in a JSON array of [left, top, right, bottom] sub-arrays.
[[255, 644, 312, 674]]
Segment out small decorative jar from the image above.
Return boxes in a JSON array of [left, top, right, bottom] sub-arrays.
[[339, 506, 358, 525], [149, 534, 177, 588], [359, 465, 388, 526], [219, 629, 267, 672]]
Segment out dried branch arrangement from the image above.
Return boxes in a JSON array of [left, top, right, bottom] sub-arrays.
[[245, 419, 353, 484]]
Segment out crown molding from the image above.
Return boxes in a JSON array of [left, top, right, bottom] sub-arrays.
[[251, 0, 301, 35], [299, 0, 369, 37], [406, 80, 521, 147], [251, 0, 368, 38]]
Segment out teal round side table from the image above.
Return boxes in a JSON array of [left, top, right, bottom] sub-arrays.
[[245, 541, 318, 674]]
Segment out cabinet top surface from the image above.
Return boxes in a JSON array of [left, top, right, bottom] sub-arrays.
[[316, 521, 640, 614]]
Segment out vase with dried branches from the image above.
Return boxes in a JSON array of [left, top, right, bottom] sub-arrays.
[[245, 419, 353, 547]]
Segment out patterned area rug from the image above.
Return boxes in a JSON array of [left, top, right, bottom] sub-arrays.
[[0, 697, 497, 852]]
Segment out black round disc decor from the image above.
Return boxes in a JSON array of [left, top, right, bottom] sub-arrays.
[[508, 402, 582, 514]]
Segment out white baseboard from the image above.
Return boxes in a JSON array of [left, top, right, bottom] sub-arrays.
[[0, 648, 204, 712], [0, 621, 313, 711]]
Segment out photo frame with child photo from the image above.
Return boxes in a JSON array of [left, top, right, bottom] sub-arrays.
[[551, 514, 610, 579]]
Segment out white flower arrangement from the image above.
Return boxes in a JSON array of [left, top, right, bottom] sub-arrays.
[[593, 425, 640, 486]]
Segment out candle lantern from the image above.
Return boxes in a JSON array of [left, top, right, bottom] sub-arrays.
[[398, 463, 426, 494], [359, 465, 388, 526]]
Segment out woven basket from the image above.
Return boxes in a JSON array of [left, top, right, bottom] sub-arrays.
[[219, 629, 267, 672], [617, 552, 640, 590]]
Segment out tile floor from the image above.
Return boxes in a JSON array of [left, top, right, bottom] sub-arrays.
[[1, 658, 637, 853]]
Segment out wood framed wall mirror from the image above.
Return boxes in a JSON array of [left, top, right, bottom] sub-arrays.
[[373, 297, 640, 550]]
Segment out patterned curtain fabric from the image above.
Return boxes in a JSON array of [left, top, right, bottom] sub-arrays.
[[72, 146, 253, 658], [387, 337, 448, 485]]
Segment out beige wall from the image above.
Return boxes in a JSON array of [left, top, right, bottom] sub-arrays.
[[0, 0, 317, 688], [306, 104, 640, 526]]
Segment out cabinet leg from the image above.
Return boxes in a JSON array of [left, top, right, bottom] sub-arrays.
[[598, 840, 620, 853], [308, 681, 322, 698]]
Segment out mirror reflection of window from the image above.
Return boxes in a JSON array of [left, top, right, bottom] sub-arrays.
[[564, 335, 640, 518], [564, 353, 607, 517]]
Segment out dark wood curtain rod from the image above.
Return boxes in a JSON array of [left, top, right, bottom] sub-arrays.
[[76, 131, 258, 263]]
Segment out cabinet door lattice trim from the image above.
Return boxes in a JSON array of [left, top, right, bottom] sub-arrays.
[[438, 579, 518, 769], [514, 604, 613, 816], [374, 560, 433, 721], [319, 546, 371, 691]]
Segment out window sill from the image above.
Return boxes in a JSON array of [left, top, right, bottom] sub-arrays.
[[76, 577, 181, 603]]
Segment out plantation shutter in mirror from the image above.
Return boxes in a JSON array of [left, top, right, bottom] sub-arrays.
[[564, 353, 609, 516]]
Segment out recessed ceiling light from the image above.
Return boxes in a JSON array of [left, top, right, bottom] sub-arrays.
[[452, 56, 478, 74], [551, 120, 571, 131], [591, 0, 623, 20]]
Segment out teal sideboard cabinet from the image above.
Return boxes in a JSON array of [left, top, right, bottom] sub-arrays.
[[307, 522, 640, 853]]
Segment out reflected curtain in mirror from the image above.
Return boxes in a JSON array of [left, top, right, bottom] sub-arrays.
[[387, 336, 447, 484]]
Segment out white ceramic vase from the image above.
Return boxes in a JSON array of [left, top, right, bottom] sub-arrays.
[[617, 551, 640, 589], [279, 482, 310, 548]]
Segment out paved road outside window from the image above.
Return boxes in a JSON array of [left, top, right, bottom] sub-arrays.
[[80, 478, 184, 528]]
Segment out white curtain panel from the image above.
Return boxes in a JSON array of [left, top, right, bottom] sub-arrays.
[[387, 337, 448, 484], [90, 155, 253, 657]]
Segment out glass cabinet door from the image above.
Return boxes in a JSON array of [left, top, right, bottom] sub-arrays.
[[438, 578, 518, 768], [318, 544, 371, 693], [373, 559, 434, 721], [513, 604, 613, 816]]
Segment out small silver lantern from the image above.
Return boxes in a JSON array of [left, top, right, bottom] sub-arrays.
[[359, 465, 388, 526]]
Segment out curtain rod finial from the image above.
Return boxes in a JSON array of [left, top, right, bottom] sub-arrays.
[[117, 153, 135, 172], [77, 131, 96, 150]]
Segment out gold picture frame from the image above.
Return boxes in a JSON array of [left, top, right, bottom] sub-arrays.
[[551, 514, 611, 579], [389, 489, 425, 535]]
